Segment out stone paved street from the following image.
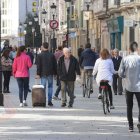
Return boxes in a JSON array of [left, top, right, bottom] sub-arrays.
[[0, 66, 140, 140]]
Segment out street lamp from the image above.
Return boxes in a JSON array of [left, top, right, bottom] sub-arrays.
[[42, 9, 47, 42], [0, 1, 4, 106], [19, 23, 23, 46], [85, 0, 92, 43], [50, 3, 57, 53], [64, 0, 71, 48]]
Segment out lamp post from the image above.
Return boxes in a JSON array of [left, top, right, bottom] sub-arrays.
[[50, 3, 57, 53], [0, 1, 4, 106], [19, 23, 22, 46], [64, 0, 71, 48], [42, 9, 47, 42], [67, 7, 70, 48], [84, 0, 91, 44], [33, 14, 38, 62]]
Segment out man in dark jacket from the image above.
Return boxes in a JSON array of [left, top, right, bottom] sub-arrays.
[[57, 48, 80, 108], [36, 42, 57, 106], [112, 48, 123, 95], [80, 43, 97, 92]]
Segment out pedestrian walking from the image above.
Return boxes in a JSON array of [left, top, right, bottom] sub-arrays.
[[53, 46, 63, 100], [13, 46, 32, 107], [2, 49, 13, 93], [112, 49, 123, 95], [119, 41, 140, 132], [36, 42, 57, 106], [26, 48, 34, 92], [9, 45, 17, 61], [77, 45, 84, 63], [57, 48, 80, 108]]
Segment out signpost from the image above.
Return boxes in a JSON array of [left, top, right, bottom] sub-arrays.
[[49, 20, 59, 29]]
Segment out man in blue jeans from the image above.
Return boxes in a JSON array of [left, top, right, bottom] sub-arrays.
[[36, 42, 57, 106]]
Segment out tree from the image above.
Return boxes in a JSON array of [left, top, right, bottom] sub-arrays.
[[24, 13, 42, 48]]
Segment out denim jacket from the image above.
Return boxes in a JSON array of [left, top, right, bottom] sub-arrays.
[[118, 52, 140, 92]]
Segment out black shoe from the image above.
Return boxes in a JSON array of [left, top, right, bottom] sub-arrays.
[[68, 104, 73, 108], [129, 126, 134, 132], [61, 103, 66, 107], [7, 91, 11, 93], [90, 89, 93, 94], [73, 96, 76, 99], [28, 89, 31, 92], [137, 123, 140, 133], [48, 102, 53, 106]]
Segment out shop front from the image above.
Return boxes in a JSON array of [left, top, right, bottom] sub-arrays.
[[107, 16, 124, 50]]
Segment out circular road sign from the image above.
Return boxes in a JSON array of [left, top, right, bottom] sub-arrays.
[[50, 20, 59, 29]]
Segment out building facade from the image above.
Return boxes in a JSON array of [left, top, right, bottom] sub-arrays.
[[93, 0, 140, 53], [1, 0, 38, 46]]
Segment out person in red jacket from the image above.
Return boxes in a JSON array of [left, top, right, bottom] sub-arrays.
[[13, 46, 32, 107]]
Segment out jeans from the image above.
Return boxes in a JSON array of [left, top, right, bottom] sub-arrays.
[[61, 81, 75, 106], [41, 75, 53, 102], [17, 77, 29, 103], [3, 71, 11, 91], [126, 90, 140, 127]]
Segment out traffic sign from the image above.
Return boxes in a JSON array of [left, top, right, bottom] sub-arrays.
[[50, 20, 59, 29]]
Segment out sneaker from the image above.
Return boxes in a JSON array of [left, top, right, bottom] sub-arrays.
[[61, 103, 66, 107], [23, 100, 28, 106], [48, 102, 53, 106], [53, 96, 61, 100], [129, 126, 134, 132], [98, 94, 102, 99], [110, 105, 115, 109], [68, 104, 73, 108], [137, 123, 140, 133], [19, 103, 23, 107]]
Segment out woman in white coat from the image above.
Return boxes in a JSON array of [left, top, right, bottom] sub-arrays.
[[93, 48, 116, 109]]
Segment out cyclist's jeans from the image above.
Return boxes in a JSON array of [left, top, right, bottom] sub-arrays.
[[83, 69, 93, 90], [100, 83, 113, 106], [125, 90, 140, 127]]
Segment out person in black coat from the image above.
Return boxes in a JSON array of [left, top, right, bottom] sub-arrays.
[[57, 48, 80, 108], [112, 49, 123, 95], [36, 42, 57, 106]]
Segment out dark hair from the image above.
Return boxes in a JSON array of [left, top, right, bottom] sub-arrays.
[[58, 46, 62, 50], [43, 42, 49, 49], [130, 41, 138, 52], [85, 43, 91, 48], [100, 48, 110, 60], [16, 46, 26, 57], [2, 49, 10, 58]]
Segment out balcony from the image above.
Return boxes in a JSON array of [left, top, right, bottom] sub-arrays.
[[119, 0, 140, 11], [108, 0, 121, 13]]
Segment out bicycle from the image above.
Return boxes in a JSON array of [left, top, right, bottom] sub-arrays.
[[83, 69, 93, 98], [100, 80, 110, 115]]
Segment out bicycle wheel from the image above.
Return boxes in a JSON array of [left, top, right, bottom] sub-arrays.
[[102, 90, 108, 115]]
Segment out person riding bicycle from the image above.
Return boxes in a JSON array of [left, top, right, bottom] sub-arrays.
[[93, 48, 116, 109], [80, 43, 97, 93]]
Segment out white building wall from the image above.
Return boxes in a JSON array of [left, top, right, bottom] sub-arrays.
[[1, 0, 38, 40]]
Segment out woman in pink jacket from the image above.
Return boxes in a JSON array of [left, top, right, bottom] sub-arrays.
[[13, 46, 32, 107]]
